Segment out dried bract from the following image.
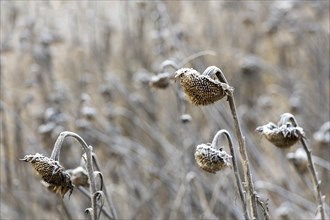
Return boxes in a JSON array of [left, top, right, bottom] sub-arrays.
[[20, 153, 73, 198], [175, 68, 233, 105], [194, 143, 232, 174], [256, 122, 305, 148]]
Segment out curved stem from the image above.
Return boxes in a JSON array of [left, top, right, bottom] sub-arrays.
[[178, 50, 217, 68], [279, 113, 325, 220], [159, 60, 179, 72], [77, 186, 113, 219], [209, 66, 258, 219], [51, 131, 98, 220], [160, 50, 217, 74], [211, 129, 250, 220], [92, 154, 118, 219]]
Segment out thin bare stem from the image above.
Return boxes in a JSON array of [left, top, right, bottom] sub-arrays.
[[178, 50, 217, 68], [159, 50, 217, 73], [256, 196, 270, 220], [207, 66, 259, 219], [280, 113, 325, 220], [76, 186, 113, 219], [211, 129, 250, 220], [50, 131, 98, 220], [92, 154, 118, 219]]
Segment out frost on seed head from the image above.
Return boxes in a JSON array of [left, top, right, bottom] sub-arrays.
[[20, 153, 73, 198], [175, 68, 233, 106], [194, 143, 232, 174], [256, 122, 305, 148]]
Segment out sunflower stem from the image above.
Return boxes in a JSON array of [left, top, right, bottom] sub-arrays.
[[51, 131, 98, 220], [280, 113, 325, 220], [211, 129, 250, 220], [211, 66, 259, 220]]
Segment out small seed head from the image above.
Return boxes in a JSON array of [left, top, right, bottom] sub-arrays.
[[194, 143, 232, 174], [175, 68, 233, 105], [256, 122, 305, 148], [20, 153, 73, 198]]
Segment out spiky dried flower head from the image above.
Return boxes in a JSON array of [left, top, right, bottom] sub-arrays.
[[287, 148, 308, 174], [20, 153, 73, 198], [175, 68, 233, 105], [194, 143, 232, 174], [256, 122, 305, 148]]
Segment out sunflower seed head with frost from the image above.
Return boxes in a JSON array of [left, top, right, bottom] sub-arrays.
[[175, 68, 233, 105], [194, 143, 232, 174], [20, 153, 73, 198], [256, 122, 305, 148]]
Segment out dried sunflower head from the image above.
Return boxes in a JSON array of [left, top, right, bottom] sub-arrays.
[[194, 143, 232, 174], [175, 68, 233, 105], [256, 122, 305, 148], [20, 153, 73, 198]]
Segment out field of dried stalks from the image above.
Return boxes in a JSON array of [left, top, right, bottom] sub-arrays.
[[1, 1, 329, 219]]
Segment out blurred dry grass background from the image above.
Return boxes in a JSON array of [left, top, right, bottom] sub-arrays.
[[1, 1, 329, 219]]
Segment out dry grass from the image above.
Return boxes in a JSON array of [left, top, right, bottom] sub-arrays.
[[1, 1, 329, 219]]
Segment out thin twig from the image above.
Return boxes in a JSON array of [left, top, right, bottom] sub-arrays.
[[76, 186, 113, 219], [92, 153, 118, 219], [256, 196, 270, 220]]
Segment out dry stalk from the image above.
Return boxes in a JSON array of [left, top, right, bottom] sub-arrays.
[[211, 129, 250, 220], [51, 131, 114, 220], [50, 131, 98, 220], [279, 113, 326, 220], [175, 66, 259, 219], [22, 131, 116, 220], [204, 66, 259, 219]]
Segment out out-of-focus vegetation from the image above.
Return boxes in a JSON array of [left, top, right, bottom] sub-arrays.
[[1, 1, 329, 219]]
